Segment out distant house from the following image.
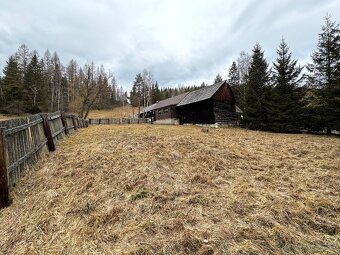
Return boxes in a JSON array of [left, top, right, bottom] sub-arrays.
[[139, 80, 239, 124]]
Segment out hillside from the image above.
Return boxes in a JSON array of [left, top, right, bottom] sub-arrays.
[[88, 105, 139, 119], [0, 125, 339, 254], [0, 114, 26, 121]]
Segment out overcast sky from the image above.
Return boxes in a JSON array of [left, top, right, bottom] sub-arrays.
[[0, 0, 339, 90]]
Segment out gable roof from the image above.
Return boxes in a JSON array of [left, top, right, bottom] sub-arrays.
[[176, 81, 226, 107], [153, 92, 189, 110], [141, 103, 157, 113]]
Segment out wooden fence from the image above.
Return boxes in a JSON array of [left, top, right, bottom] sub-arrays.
[[0, 112, 88, 209], [89, 118, 148, 125]]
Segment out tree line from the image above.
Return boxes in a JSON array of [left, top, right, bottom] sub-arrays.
[[129, 16, 339, 133], [0, 45, 127, 118], [1, 15, 339, 133], [224, 15, 339, 133], [129, 70, 207, 114]]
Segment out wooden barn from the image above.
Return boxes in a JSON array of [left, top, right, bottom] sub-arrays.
[[176, 81, 237, 124], [139, 92, 189, 124], [139, 80, 238, 124]]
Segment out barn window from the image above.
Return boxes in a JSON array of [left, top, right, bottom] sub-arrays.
[[158, 110, 162, 114], [164, 109, 169, 113]]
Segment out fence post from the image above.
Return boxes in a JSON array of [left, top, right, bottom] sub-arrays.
[[0, 128, 10, 209], [61, 113, 69, 135], [72, 115, 78, 130], [41, 114, 56, 152]]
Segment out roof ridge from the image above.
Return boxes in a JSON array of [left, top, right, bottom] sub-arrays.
[[176, 80, 226, 107]]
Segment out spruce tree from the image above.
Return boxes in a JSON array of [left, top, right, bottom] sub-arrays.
[[228, 61, 241, 107], [2, 56, 23, 114], [24, 53, 46, 112], [307, 15, 340, 133], [130, 73, 144, 114], [151, 81, 161, 104], [244, 43, 270, 129], [269, 39, 303, 132], [214, 73, 223, 83], [228, 61, 239, 86]]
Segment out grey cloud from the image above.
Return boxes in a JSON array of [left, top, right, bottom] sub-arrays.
[[0, 0, 339, 90]]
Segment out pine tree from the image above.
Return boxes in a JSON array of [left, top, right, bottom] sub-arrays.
[[2, 56, 23, 114], [214, 73, 223, 83], [130, 73, 144, 115], [307, 15, 340, 133], [228, 61, 241, 108], [23, 53, 46, 112], [228, 62, 239, 86], [269, 39, 303, 132], [151, 81, 161, 104], [244, 43, 270, 129]]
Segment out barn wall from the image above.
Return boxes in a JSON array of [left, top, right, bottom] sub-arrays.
[[155, 105, 178, 120], [177, 100, 215, 124], [213, 101, 237, 123], [213, 84, 235, 104]]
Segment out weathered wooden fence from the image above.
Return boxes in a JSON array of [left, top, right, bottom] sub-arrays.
[[89, 118, 148, 125], [0, 112, 88, 209]]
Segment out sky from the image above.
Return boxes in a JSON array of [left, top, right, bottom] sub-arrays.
[[0, 0, 339, 90]]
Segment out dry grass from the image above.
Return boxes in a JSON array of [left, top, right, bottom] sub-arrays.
[[0, 125, 339, 254], [88, 106, 139, 119], [0, 114, 22, 121]]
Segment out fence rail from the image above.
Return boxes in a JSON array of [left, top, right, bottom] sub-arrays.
[[89, 118, 148, 125], [0, 112, 88, 209]]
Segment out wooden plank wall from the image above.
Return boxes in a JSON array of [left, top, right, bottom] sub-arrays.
[[89, 118, 148, 125], [0, 112, 88, 208]]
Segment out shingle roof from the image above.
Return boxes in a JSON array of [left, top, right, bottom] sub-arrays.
[[153, 92, 189, 110], [140, 103, 157, 113], [176, 81, 225, 107]]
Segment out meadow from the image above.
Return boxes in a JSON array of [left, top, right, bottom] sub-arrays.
[[0, 124, 339, 254]]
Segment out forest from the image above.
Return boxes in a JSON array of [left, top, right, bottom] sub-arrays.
[[0, 15, 339, 133], [130, 15, 339, 133]]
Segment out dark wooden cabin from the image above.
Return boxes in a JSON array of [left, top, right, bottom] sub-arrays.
[[176, 81, 236, 124], [139, 81, 238, 124], [139, 92, 188, 121]]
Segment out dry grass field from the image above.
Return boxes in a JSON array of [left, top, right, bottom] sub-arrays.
[[0, 114, 22, 121], [0, 125, 339, 254], [88, 106, 139, 119]]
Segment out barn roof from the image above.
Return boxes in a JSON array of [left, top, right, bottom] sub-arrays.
[[176, 81, 225, 107], [140, 103, 157, 113], [153, 92, 189, 110]]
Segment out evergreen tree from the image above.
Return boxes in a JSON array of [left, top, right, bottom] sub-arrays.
[[2, 56, 23, 114], [151, 81, 161, 104], [307, 15, 340, 132], [269, 39, 303, 132], [24, 53, 46, 112], [214, 73, 223, 83], [228, 61, 242, 108], [244, 43, 270, 129], [228, 61, 239, 86], [130, 73, 144, 114]]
